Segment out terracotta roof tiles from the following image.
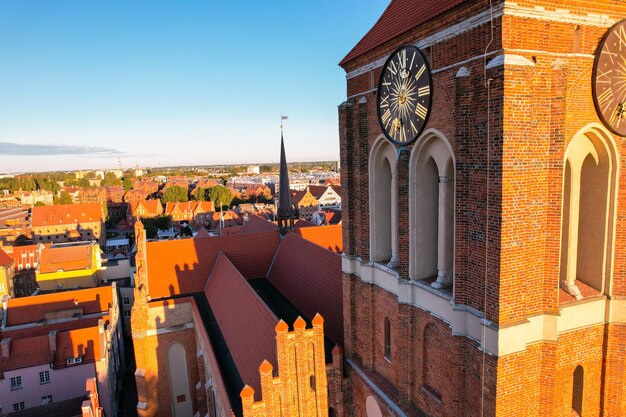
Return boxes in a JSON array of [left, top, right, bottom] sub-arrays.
[[238, 215, 278, 235], [267, 232, 343, 344], [6, 287, 112, 326], [39, 245, 93, 274], [0, 247, 14, 268], [340, 0, 467, 66], [204, 253, 278, 394], [145, 230, 279, 299], [294, 224, 343, 253], [31, 203, 103, 227]]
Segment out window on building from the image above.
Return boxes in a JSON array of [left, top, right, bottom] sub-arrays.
[[410, 134, 455, 290], [572, 366, 584, 416], [13, 402, 25, 412], [66, 357, 83, 366], [0, 283, 4, 293], [10, 376, 22, 390], [369, 138, 398, 266], [39, 370, 51, 384], [41, 395, 53, 404], [560, 127, 618, 299], [123, 297, 130, 305], [123, 310, 130, 318], [384, 317, 391, 361]]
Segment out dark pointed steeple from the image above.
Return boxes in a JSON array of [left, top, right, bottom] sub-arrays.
[[277, 132, 296, 235]]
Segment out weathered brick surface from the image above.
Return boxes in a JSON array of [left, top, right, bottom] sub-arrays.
[[339, 1, 626, 416]]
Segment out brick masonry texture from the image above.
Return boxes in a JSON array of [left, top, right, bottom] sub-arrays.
[[339, 1, 626, 416]]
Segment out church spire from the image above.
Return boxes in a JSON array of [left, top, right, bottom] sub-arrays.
[[278, 119, 296, 235]]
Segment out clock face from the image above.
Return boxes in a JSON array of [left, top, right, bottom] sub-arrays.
[[593, 18, 626, 136], [377, 45, 432, 145]]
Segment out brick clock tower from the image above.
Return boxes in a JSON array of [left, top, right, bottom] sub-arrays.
[[339, 1, 626, 416]]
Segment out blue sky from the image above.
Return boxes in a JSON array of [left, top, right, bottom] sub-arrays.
[[0, 1, 388, 172]]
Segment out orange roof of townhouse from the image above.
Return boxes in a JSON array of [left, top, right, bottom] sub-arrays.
[[0, 335, 52, 372], [38, 244, 94, 274], [294, 223, 343, 253], [31, 203, 103, 227], [307, 185, 330, 199], [204, 253, 278, 394], [144, 230, 279, 299], [6, 286, 112, 326], [340, 0, 466, 67], [323, 178, 340, 186], [0, 247, 14, 267], [129, 200, 162, 216], [267, 232, 343, 344], [53, 325, 103, 368], [164, 201, 215, 215]]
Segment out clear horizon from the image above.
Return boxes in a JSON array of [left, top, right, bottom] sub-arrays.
[[0, 1, 388, 172]]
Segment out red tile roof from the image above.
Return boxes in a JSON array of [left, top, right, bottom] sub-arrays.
[[267, 232, 343, 344], [293, 219, 316, 230], [238, 215, 278, 235], [164, 201, 214, 215], [294, 224, 343, 253], [204, 253, 278, 394], [39, 244, 93, 273], [6, 287, 112, 326], [0, 335, 52, 372], [339, 0, 467, 66], [32, 203, 103, 227], [0, 247, 14, 268], [307, 185, 329, 199], [129, 200, 162, 216], [323, 178, 340, 186], [54, 326, 102, 367], [144, 230, 279, 299]]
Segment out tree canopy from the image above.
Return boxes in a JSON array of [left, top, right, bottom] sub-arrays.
[[56, 191, 73, 205], [101, 172, 122, 187], [123, 178, 132, 192], [162, 185, 189, 203], [208, 185, 234, 209]]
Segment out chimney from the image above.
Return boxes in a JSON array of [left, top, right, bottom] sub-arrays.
[[48, 331, 57, 352], [1, 337, 10, 358]]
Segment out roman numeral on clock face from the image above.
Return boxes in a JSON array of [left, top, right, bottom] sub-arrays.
[[381, 109, 392, 128], [415, 103, 428, 120], [598, 88, 614, 109], [418, 86, 430, 97], [415, 64, 426, 81]]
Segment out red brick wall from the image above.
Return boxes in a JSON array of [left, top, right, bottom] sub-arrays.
[[339, 1, 626, 416]]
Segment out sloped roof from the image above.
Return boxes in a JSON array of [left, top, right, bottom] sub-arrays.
[[340, 0, 467, 66], [32, 203, 103, 227], [238, 215, 278, 235], [307, 185, 329, 199], [267, 233, 343, 344], [294, 224, 343, 253], [194, 227, 211, 239], [130, 200, 162, 215], [0, 335, 51, 372], [204, 253, 278, 394], [293, 219, 316, 230], [144, 230, 279, 299], [39, 244, 93, 274], [54, 326, 102, 367], [0, 247, 14, 268], [6, 286, 112, 326]]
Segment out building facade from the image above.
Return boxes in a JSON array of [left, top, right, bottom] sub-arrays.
[[339, 1, 626, 416], [31, 203, 105, 245]]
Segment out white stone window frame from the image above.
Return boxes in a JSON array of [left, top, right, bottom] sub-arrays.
[[10, 375, 22, 390], [409, 129, 456, 289], [369, 136, 399, 267], [39, 370, 51, 385], [559, 123, 620, 299]]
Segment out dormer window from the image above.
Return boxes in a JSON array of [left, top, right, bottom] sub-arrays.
[[66, 356, 83, 366]]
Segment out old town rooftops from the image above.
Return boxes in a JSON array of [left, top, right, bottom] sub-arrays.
[[31, 202, 103, 227]]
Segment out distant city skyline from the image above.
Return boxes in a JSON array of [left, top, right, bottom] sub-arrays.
[[0, 1, 388, 172]]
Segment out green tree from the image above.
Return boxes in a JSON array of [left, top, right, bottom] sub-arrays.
[[101, 172, 122, 187], [123, 178, 132, 192], [78, 178, 91, 188], [34, 201, 46, 207], [208, 185, 234, 209], [193, 187, 207, 201], [162, 185, 189, 203], [64, 179, 79, 187], [56, 191, 73, 205]]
